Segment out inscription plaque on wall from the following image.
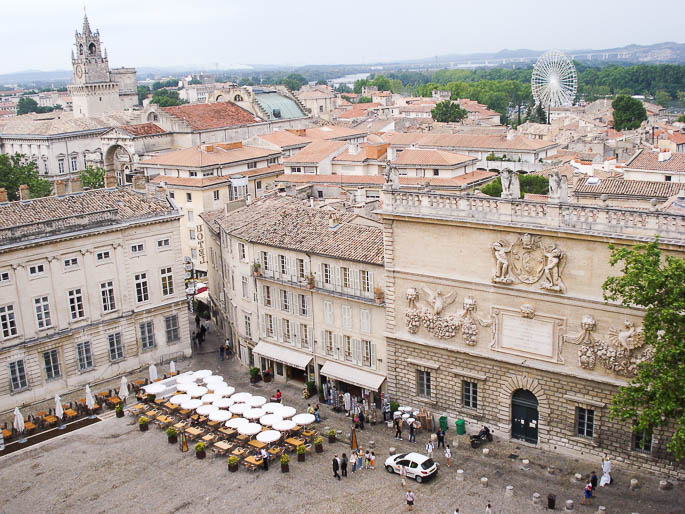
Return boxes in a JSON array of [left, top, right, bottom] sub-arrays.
[[496, 310, 562, 362]]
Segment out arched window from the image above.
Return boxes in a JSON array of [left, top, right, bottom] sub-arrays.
[[88, 42, 96, 55], [234, 94, 243, 102], [79, 44, 84, 55]]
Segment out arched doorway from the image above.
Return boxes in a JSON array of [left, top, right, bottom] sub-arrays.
[[511, 389, 538, 444], [104, 144, 133, 185]]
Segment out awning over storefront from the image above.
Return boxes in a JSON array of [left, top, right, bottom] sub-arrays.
[[319, 360, 385, 392], [253, 341, 312, 370]]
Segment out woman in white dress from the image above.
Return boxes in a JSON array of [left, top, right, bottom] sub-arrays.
[[600, 457, 611, 487]]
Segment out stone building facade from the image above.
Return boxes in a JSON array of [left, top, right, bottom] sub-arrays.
[[0, 183, 191, 412], [379, 175, 684, 478]]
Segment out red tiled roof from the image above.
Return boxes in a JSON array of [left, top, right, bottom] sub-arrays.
[[120, 122, 166, 136], [393, 149, 476, 167], [626, 149, 685, 172], [283, 140, 346, 164], [254, 131, 312, 148], [140, 144, 277, 168], [386, 132, 557, 152], [574, 176, 684, 199], [161, 102, 260, 131], [275, 169, 497, 188]]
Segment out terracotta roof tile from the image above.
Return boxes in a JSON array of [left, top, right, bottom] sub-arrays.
[[574, 177, 684, 199], [254, 131, 312, 148], [119, 122, 166, 136], [626, 150, 685, 173], [283, 140, 346, 164], [393, 149, 476, 167], [386, 132, 557, 152], [161, 102, 261, 131], [140, 144, 278, 168], [303, 126, 367, 141], [275, 169, 496, 188]]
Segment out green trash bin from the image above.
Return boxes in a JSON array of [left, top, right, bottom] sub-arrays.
[[456, 419, 466, 435], [439, 416, 448, 432]]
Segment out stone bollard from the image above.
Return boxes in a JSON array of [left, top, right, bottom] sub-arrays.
[[630, 478, 638, 490], [565, 499, 574, 511], [456, 469, 464, 481], [597, 507, 607, 514], [389, 447, 396, 455], [572, 473, 583, 483], [505, 485, 514, 497], [521, 459, 530, 470], [532, 493, 541, 506], [659, 480, 673, 490], [480, 477, 488, 488], [431, 433, 437, 443], [482, 448, 490, 456]]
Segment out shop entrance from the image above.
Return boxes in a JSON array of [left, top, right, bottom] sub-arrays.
[[511, 389, 539, 444]]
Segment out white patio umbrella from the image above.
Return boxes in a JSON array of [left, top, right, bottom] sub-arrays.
[[259, 414, 283, 427], [247, 396, 267, 407], [263, 402, 284, 413], [144, 383, 166, 395], [175, 373, 195, 384], [193, 369, 212, 380], [237, 422, 262, 436], [13, 407, 26, 441], [225, 417, 249, 429], [213, 397, 234, 409], [119, 376, 129, 402], [176, 382, 194, 393], [196, 404, 219, 416], [292, 413, 315, 426], [85, 384, 95, 414], [229, 403, 248, 415], [243, 408, 266, 420], [278, 406, 296, 418], [208, 410, 232, 423], [231, 392, 252, 403], [257, 430, 282, 444], [149, 364, 158, 381], [212, 385, 235, 397], [54, 394, 65, 430], [203, 375, 224, 384], [207, 381, 227, 392], [200, 393, 220, 404], [169, 361, 176, 374], [187, 386, 208, 397], [180, 399, 203, 410], [170, 394, 191, 405], [272, 420, 297, 432]]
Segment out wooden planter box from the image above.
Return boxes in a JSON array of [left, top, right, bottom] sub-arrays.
[[297, 453, 305, 462], [328, 435, 336, 444], [139, 423, 148, 432], [196, 450, 206, 460], [315, 443, 323, 453], [281, 463, 289, 473], [228, 462, 239, 472]]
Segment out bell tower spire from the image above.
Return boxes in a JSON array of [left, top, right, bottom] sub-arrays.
[[82, 6, 92, 37]]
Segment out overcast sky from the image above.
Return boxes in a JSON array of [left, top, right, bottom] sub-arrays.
[[3, 0, 684, 73]]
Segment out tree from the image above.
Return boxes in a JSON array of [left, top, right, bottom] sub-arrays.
[[150, 89, 187, 107], [335, 84, 352, 93], [282, 73, 307, 92], [17, 96, 53, 115], [79, 166, 105, 190], [0, 153, 52, 200], [528, 103, 548, 124], [654, 90, 672, 107], [602, 240, 685, 461], [188, 78, 202, 85], [612, 95, 647, 131], [430, 100, 468, 123], [137, 85, 150, 105], [357, 96, 372, 104], [678, 114, 685, 123], [481, 174, 549, 198], [316, 79, 328, 86]]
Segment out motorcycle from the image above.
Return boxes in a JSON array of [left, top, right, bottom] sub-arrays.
[[470, 426, 493, 449]]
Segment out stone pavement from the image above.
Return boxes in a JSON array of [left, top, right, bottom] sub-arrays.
[[1, 324, 682, 513]]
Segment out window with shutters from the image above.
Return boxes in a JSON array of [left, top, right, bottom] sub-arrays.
[[238, 242, 247, 261], [341, 267, 350, 289], [244, 314, 252, 339], [324, 330, 334, 355], [68, 288, 85, 320], [43, 349, 61, 380], [263, 285, 272, 307], [261, 251, 270, 271], [323, 301, 333, 324], [342, 305, 352, 329], [300, 324, 310, 348], [360, 309, 371, 334], [165, 314, 180, 343], [265, 314, 274, 337], [283, 319, 292, 343], [279, 255, 287, 276], [417, 370, 431, 398], [76, 341, 94, 371], [108, 332, 124, 361], [322, 263, 331, 285], [139, 320, 155, 349], [575, 407, 594, 438], [0, 304, 18, 338], [343, 335, 353, 361], [242, 276, 249, 299], [360, 270, 371, 294], [135, 273, 149, 303], [298, 294, 308, 316], [362, 340, 372, 367], [34, 296, 52, 329], [280, 290, 290, 311], [297, 258, 305, 280], [160, 267, 174, 296], [100, 281, 116, 312], [9, 359, 28, 391]]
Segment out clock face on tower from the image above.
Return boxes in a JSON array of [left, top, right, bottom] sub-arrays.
[[75, 65, 83, 79]]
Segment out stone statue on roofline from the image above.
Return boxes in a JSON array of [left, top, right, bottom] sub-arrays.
[[500, 168, 520, 200], [548, 168, 568, 203]]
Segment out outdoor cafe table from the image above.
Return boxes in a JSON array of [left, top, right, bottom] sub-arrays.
[[185, 427, 204, 437], [163, 402, 178, 411], [231, 447, 248, 457], [285, 437, 305, 448], [218, 427, 236, 438], [156, 415, 173, 424], [248, 439, 267, 450], [173, 422, 187, 430], [44, 415, 58, 425], [64, 409, 78, 419], [243, 455, 263, 469]]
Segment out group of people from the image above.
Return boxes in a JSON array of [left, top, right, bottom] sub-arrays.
[[332, 449, 376, 479], [306, 403, 321, 423], [192, 315, 208, 348], [580, 458, 612, 506]]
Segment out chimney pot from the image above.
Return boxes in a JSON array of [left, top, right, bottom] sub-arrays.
[[104, 172, 117, 188], [19, 184, 31, 201], [69, 177, 83, 193], [54, 180, 67, 197], [155, 185, 166, 200], [132, 175, 147, 192]]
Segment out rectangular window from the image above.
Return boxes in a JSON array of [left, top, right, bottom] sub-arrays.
[[34, 296, 52, 329], [100, 281, 116, 312], [265, 314, 274, 337], [139, 320, 155, 349], [256, 180, 263, 189], [280, 289, 290, 311], [343, 335, 352, 360], [0, 270, 10, 283], [213, 190, 220, 201], [299, 294, 308, 317], [576, 407, 595, 438], [279, 255, 287, 276], [68, 288, 85, 320], [187, 210, 194, 223], [361, 270, 371, 294], [241, 276, 249, 299], [130, 243, 144, 255], [63, 257, 78, 269], [43, 349, 61, 380], [267, 157, 278, 165], [263, 285, 272, 307], [169, 191, 175, 199], [186, 192, 192, 202], [462, 380, 478, 409], [29, 263, 45, 276], [160, 267, 174, 296], [244, 314, 252, 338], [297, 258, 305, 280], [71, 155, 78, 171], [238, 242, 247, 261], [362, 340, 372, 367], [165, 314, 180, 343], [58, 159, 65, 174], [342, 305, 352, 329], [322, 263, 331, 284], [360, 309, 371, 334], [324, 330, 334, 355], [189, 229, 196, 240], [300, 324, 310, 348], [417, 370, 431, 398], [135, 273, 149, 303], [283, 319, 292, 342], [108, 332, 124, 361], [76, 341, 93, 371], [157, 238, 170, 249], [341, 267, 350, 288], [191, 249, 197, 259], [261, 251, 270, 271], [323, 301, 333, 324], [96, 250, 111, 261], [1, 304, 18, 338], [632, 425, 653, 454], [247, 161, 257, 169], [9, 359, 28, 391]]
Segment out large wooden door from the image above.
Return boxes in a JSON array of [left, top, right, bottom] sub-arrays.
[[511, 389, 539, 444]]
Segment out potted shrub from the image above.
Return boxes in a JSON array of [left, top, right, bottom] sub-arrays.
[[227, 455, 240, 472], [280, 453, 290, 473], [145, 393, 156, 403], [252, 262, 261, 277], [305, 273, 315, 289], [138, 416, 149, 432], [115, 404, 124, 418], [195, 442, 206, 459], [166, 427, 178, 444], [374, 286, 385, 304], [327, 428, 336, 444], [297, 444, 306, 462], [305, 381, 317, 399], [249, 367, 261, 383], [314, 436, 324, 453], [263, 369, 272, 383]]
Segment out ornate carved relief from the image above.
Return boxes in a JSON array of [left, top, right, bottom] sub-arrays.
[[491, 233, 566, 292], [565, 317, 653, 378], [520, 304, 536, 318]]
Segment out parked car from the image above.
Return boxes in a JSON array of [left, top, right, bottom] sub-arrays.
[[384, 452, 438, 483], [185, 282, 207, 296]]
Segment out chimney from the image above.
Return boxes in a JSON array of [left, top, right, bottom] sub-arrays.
[[155, 185, 167, 200], [54, 180, 67, 197], [19, 184, 30, 201], [0, 188, 7, 203], [309, 197, 314, 208], [349, 143, 360, 155], [70, 177, 83, 193], [104, 172, 117, 188], [202, 144, 214, 153], [657, 151, 671, 162], [132, 175, 146, 192]]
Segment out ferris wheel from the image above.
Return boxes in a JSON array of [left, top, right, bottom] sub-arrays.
[[531, 50, 577, 108]]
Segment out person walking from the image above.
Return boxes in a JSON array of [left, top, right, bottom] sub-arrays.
[[406, 489, 415, 511], [394, 418, 403, 440], [332, 454, 341, 480], [314, 404, 321, 423], [219, 345, 225, 361], [195, 314, 200, 330], [370, 451, 376, 470], [307, 403, 314, 415], [425, 440, 434, 459], [580, 480, 593, 506], [341, 453, 348, 477], [590, 470, 598, 496], [365, 449, 371, 470], [356, 448, 364, 471], [437, 428, 445, 448], [445, 444, 452, 467], [400, 464, 407, 489], [409, 421, 416, 443], [600, 457, 612, 487], [351, 450, 358, 473]]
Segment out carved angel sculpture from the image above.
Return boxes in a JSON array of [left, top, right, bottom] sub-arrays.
[[608, 321, 644, 350], [491, 239, 513, 284], [421, 286, 456, 315]]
